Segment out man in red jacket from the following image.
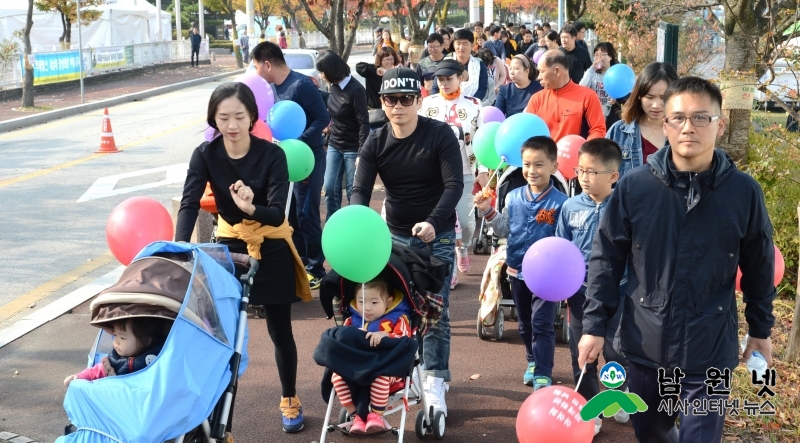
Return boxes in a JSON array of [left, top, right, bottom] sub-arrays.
[[524, 49, 606, 141]]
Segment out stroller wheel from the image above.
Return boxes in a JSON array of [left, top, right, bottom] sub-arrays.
[[433, 410, 446, 439], [476, 312, 489, 340], [338, 407, 350, 425], [493, 308, 505, 341], [473, 240, 483, 255], [415, 409, 429, 438], [217, 432, 234, 443], [509, 307, 517, 321]]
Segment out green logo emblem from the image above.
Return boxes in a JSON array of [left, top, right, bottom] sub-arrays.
[[580, 362, 648, 421]]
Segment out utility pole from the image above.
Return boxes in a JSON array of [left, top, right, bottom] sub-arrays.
[[76, 0, 85, 103]]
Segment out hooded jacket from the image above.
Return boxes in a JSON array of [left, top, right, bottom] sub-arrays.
[[346, 289, 412, 337], [583, 147, 776, 374]]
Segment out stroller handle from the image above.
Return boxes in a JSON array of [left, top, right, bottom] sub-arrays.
[[229, 253, 260, 283]]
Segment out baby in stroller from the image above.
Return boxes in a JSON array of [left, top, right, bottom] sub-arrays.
[[331, 276, 412, 434], [64, 317, 171, 385]]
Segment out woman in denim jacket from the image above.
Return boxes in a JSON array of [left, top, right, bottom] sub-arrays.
[[606, 62, 678, 177]]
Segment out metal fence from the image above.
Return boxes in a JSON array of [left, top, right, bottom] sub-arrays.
[[0, 40, 209, 90]]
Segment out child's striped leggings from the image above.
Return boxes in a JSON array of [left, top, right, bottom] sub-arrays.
[[332, 373, 392, 414]]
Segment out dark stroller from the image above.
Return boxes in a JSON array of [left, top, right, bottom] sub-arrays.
[[317, 244, 448, 441]]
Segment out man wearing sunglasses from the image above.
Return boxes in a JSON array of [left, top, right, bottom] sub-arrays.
[[351, 67, 464, 420], [578, 77, 776, 443]]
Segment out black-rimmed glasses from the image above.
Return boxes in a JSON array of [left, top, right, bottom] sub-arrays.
[[574, 168, 614, 179], [664, 115, 721, 128]]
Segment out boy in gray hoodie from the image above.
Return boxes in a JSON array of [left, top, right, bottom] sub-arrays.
[[555, 138, 629, 436]]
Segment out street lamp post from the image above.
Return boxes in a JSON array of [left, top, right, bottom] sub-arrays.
[[75, 0, 85, 103]]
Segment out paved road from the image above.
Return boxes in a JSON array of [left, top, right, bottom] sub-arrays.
[[0, 57, 635, 443]]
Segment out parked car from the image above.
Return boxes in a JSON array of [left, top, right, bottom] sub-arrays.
[[282, 49, 328, 91], [754, 58, 799, 110]]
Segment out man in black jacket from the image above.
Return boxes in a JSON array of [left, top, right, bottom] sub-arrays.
[[189, 28, 201, 67], [579, 77, 776, 443], [351, 67, 463, 420], [559, 24, 592, 84]]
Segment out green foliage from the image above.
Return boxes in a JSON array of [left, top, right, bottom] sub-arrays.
[[0, 32, 21, 75], [743, 126, 800, 296], [209, 40, 235, 49]]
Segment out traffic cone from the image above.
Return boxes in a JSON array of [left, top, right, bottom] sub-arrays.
[[96, 108, 119, 153]]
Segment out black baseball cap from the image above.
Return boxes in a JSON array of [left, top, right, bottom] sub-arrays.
[[379, 67, 422, 95], [433, 59, 465, 77]]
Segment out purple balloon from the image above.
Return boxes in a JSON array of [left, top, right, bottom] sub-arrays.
[[521, 237, 586, 302], [533, 50, 545, 64], [236, 71, 275, 121], [482, 106, 506, 124], [203, 124, 217, 142]]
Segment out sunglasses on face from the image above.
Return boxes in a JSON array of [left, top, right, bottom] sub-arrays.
[[381, 94, 418, 107]]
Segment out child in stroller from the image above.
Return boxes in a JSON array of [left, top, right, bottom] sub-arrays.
[[317, 243, 448, 442], [64, 317, 171, 385], [331, 276, 412, 434]]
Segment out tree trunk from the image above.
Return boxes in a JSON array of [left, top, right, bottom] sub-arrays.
[[298, 0, 364, 61], [566, 0, 586, 21], [58, 10, 67, 49], [65, 15, 72, 45], [404, 0, 440, 45], [436, 0, 451, 26], [786, 202, 800, 363], [719, 0, 758, 163], [22, 0, 34, 108]]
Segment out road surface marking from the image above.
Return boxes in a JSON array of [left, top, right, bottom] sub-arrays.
[[77, 163, 188, 202], [0, 117, 204, 189], [0, 252, 117, 324], [0, 265, 124, 349]]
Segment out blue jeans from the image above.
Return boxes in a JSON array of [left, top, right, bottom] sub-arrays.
[[323, 145, 358, 221], [510, 277, 557, 377], [391, 229, 455, 382], [288, 147, 326, 279]]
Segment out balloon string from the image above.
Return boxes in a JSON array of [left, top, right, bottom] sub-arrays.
[[468, 159, 503, 217], [361, 282, 366, 330], [575, 363, 587, 392]]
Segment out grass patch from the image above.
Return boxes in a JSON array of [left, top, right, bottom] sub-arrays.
[[12, 105, 54, 112], [752, 110, 788, 129]]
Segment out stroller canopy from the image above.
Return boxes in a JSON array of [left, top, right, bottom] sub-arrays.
[[57, 242, 249, 443]]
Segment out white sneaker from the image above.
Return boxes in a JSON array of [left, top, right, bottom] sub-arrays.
[[594, 417, 602, 435], [423, 376, 449, 416], [613, 409, 630, 424]]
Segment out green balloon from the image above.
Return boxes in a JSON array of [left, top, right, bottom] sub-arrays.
[[473, 122, 506, 169], [277, 139, 315, 182], [321, 205, 392, 283]]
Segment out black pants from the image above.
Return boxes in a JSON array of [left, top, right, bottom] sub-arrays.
[[288, 147, 326, 279], [628, 361, 727, 443], [191, 46, 200, 66], [567, 290, 628, 400], [263, 303, 298, 398]]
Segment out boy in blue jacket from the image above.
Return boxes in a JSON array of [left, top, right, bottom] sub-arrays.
[[555, 138, 629, 436], [474, 136, 568, 391]]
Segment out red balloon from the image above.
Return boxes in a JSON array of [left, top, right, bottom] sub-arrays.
[[251, 119, 273, 141], [735, 245, 784, 292], [106, 197, 174, 265], [556, 135, 586, 180], [516, 386, 594, 443]]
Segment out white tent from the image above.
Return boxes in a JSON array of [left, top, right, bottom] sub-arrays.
[[0, 0, 172, 51]]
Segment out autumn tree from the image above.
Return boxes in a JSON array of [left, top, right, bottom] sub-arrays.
[[297, 0, 369, 60], [207, 0, 244, 67], [34, 0, 103, 49]]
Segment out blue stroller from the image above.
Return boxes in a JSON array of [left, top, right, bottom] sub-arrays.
[[57, 242, 257, 443]]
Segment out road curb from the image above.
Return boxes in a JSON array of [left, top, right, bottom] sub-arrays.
[[0, 430, 39, 443], [0, 69, 246, 134]]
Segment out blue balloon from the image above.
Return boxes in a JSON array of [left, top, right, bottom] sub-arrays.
[[604, 64, 636, 99], [267, 100, 307, 141], [494, 113, 550, 167]]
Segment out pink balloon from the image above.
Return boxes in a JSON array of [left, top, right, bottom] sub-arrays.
[[533, 50, 545, 65], [482, 106, 506, 123], [250, 119, 273, 141], [106, 197, 174, 266], [556, 134, 586, 180], [203, 124, 217, 142], [236, 71, 275, 121], [522, 237, 586, 302], [517, 386, 594, 443]]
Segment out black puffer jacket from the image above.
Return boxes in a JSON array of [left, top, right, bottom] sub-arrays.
[[583, 147, 776, 375]]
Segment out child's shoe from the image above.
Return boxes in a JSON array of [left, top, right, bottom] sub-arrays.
[[450, 271, 459, 290], [532, 376, 552, 391], [280, 396, 305, 433], [456, 245, 471, 273], [365, 412, 389, 433], [594, 417, 602, 435], [522, 362, 536, 386], [349, 415, 366, 434]]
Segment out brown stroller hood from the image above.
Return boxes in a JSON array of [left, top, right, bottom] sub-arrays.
[[89, 255, 193, 327]]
